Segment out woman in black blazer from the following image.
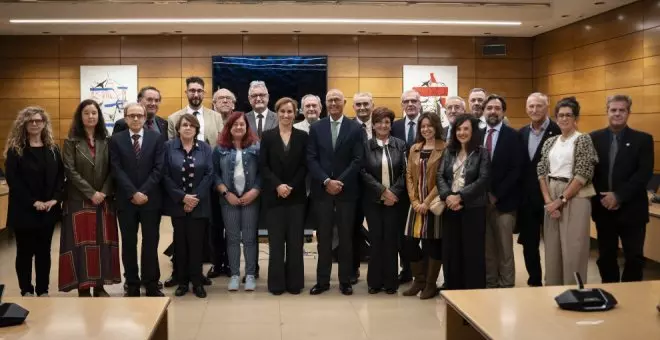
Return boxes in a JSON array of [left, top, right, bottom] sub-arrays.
[[436, 114, 490, 290], [259, 97, 309, 295], [4, 106, 65, 297], [162, 113, 214, 298], [360, 107, 407, 294]]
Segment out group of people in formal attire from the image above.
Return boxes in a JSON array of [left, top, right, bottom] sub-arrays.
[[4, 76, 653, 300]]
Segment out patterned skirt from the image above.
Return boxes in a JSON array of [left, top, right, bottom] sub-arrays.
[[58, 199, 121, 292], [404, 206, 442, 239]]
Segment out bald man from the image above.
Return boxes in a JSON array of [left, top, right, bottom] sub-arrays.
[[307, 89, 365, 296]]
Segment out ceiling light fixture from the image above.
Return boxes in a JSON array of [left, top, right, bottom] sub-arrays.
[[9, 18, 521, 26]]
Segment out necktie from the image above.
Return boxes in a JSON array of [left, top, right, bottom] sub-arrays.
[[331, 121, 340, 149], [608, 133, 618, 191], [257, 113, 264, 138], [193, 111, 199, 116], [407, 121, 415, 146], [486, 128, 495, 159], [146, 119, 153, 131], [132, 134, 141, 158]]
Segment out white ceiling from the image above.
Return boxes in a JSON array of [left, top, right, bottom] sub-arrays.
[[0, 0, 639, 36]]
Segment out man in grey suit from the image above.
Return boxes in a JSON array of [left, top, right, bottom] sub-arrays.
[[245, 80, 277, 138], [167, 76, 224, 145]]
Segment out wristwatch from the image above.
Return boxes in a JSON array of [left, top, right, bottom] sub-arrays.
[[559, 195, 568, 204], [221, 190, 228, 197]]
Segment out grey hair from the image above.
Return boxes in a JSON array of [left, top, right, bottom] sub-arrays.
[[606, 94, 632, 111], [301, 94, 322, 109], [213, 88, 237, 103], [469, 87, 487, 95], [401, 89, 421, 101], [353, 92, 373, 101], [445, 96, 466, 108], [527, 92, 549, 106], [124, 102, 146, 114], [248, 80, 268, 95]]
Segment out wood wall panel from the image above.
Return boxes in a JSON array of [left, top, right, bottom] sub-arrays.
[[298, 35, 359, 57], [59, 58, 121, 78], [0, 79, 59, 99], [533, 0, 660, 171], [474, 78, 532, 98], [59, 78, 79, 99], [475, 59, 532, 79], [181, 35, 243, 57], [59, 36, 121, 58], [358, 36, 417, 58], [476, 37, 533, 59], [417, 36, 475, 58], [0, 59, 60, 79], [138, 78, 181, 98], [0, 36, 59, 58], [121, 36, 182, 58], [327, 78, 359, 97], [327, 57, 359, 78], [242, 35, 298, 55], [358, 58, 417, 77], [359, 78, 402, 97], [418, 58, 476, 78], [122, 58, 182, 78], [0, 99, 60, 120], [181, 58, 212, 78]]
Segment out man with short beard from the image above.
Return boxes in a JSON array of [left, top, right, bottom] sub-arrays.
[[294, 94, 322, 133]]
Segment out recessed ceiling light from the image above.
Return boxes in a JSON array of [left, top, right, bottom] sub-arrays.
[[585, 25, 592, 30], [561, 14, 570, 18], [41, 31, 50, 34], [9, 18, 522, 26], [421, 31, 429, 34], [484, 32, 491, 35], [594, 1, 605, 5], [174, 30, 182, 33], [240, 30, 249, 33], [293, 30, 301, 33], [618, 14, 625, 20], [533, 25, 542, 28], [109, 30, 117, 33], [358, 30, 366, 33]]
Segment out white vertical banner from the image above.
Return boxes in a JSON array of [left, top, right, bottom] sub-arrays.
[[403, 65, 458, 127], [80, 65, 138, 134]]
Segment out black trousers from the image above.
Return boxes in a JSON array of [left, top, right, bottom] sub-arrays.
[[117, 209, 161, 288], [352, 201, 365, 273], [267, 204, 305, 293], [595, 218, 646, 283], [517, 199, 544, 286], [210, 189, 228, 269], [442, 207, 486, 290], [364, 201, 399, 290], [172, 216, 206, 287], [402, 237, 442, 262], [316, 199, 356, 285], [14, 224, 55, 295]]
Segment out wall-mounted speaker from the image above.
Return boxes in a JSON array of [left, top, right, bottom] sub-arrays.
[[482, 44, 507, 57]]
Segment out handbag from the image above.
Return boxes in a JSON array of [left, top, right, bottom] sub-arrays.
[[429, 196, 445, 216]]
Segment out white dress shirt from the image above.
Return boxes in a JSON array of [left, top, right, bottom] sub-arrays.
[[404, 114, 420, 143], [186, 106, 206, 142], [293, 120, 311, 134]]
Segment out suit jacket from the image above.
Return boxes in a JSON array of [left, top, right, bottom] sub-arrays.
[[306, 116, 365, 201], [113, 116, 168, 143], [109, 129, 165, 211], [167, 107, 224, 145], [62, 137, 113, 202], [437, 146, 490, 208], [162, 138, 214, 219], [392, 118, 414, 151], [246, 110, 278, 136], [5, 145, 65, 229], [487, 124, 524, 213], [519, 120, 561, 209], [259, 127, 309, 207], [362, 137, 407, 204], [590, 126, 654, 225]]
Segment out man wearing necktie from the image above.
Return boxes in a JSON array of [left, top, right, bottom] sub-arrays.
[[481, 94, 523, 289], [112, 86, 168, 143], [307, 89, 365, 296], [245, 81, 278, 138], [590, 95, 654, 283], [391, 89, 423, 284]]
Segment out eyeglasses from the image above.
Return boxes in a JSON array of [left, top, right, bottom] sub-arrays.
[[215, 96, 234, 102], [27, 119, 44, 125], [354, 102, 371, 108], [249, 93, 268, 99], [126, 114, 146, 120], [327, 98, 343, 104], [556, 113, 575, 119], [187, 89, 205, 95], [402, 99, 419, 104]]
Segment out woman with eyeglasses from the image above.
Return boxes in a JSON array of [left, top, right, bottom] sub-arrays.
[[537, 97, 598, 286], [59, 99, 120, 297], [5, 106, 65, 297]]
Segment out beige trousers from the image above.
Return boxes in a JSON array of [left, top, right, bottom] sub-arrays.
[[543, 180, 591, 286], [485, 204, 516, 288]]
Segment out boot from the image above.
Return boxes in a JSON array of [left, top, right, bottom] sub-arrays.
[[93, 286, 110, 297], [78, 288, 91, 297], [402, 258, 427, 297], [420, 259, 442, 300]]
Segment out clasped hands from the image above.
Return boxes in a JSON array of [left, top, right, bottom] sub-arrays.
[[544, 199, 563, 219], [380, 189, 398, 206], [91, 191, 106, 205], [325, 180, 343, 195], [131, 192, 149, 206], [33, 199, 58, 212], [224, 189, 259, 207], [446, 194, 463, 211], [183, 194, 200, 213], [600, 192, 619, 211], [276, 184, 293, 199]]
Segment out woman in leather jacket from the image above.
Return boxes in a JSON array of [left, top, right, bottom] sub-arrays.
[[437, 114, 490, 290], [360, 107, 407, 294]]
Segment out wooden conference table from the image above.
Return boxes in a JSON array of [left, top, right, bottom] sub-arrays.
[[0, 297, 170, 340], [442, 281, 660, 340]]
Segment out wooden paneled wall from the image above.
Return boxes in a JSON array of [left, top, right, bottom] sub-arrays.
[[533, 0, 660, 171], [0, 34, 533, 163]]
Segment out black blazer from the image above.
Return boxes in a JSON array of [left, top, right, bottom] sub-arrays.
[[360, 137, 407, 204], [590, 126, 654, 225], [487, 124, 524, 213], [113, 116, 168, 143], [437, 146, 490, 208], [5, 145, 65, 229], [259, 127, 309, 207], [519, 120, 561, 208], [109, 129, 165, 211], [307, 116, 365, 201], [162, 139, 214, 219]]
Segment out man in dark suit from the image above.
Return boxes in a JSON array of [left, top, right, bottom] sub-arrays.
[[442, 96, 467, 140], [307, 89, 365, 295], [391, 89, 422, 284], [109, 102, 166, 297], [113, 86, 167, 141], [482, 94, 523, 289], [517, 92, 560, 287], [591, 94, 654, 283]]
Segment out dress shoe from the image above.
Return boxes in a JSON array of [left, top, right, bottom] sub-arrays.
[[368, 287, 381, 294], [349, 269, 360, 285], [78, 289, 92, 297], [270, 290, 284, 296], [93, 287, 110, 297], [125, 286, 141, 297], [398, 270, 413, 284], [157, 281, 164, 290], [174, 285, 189, 297], [164, 276, 178, 288], [202, 276, 212, 286], [385, 288, 398, 295], [340, 283, 353, 296], [207, 266, 223, 279], [287, 289, 302, 295], [309, 284, 330, 295], [193, 286, 207, 298], [146, 288, 165, 297]]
